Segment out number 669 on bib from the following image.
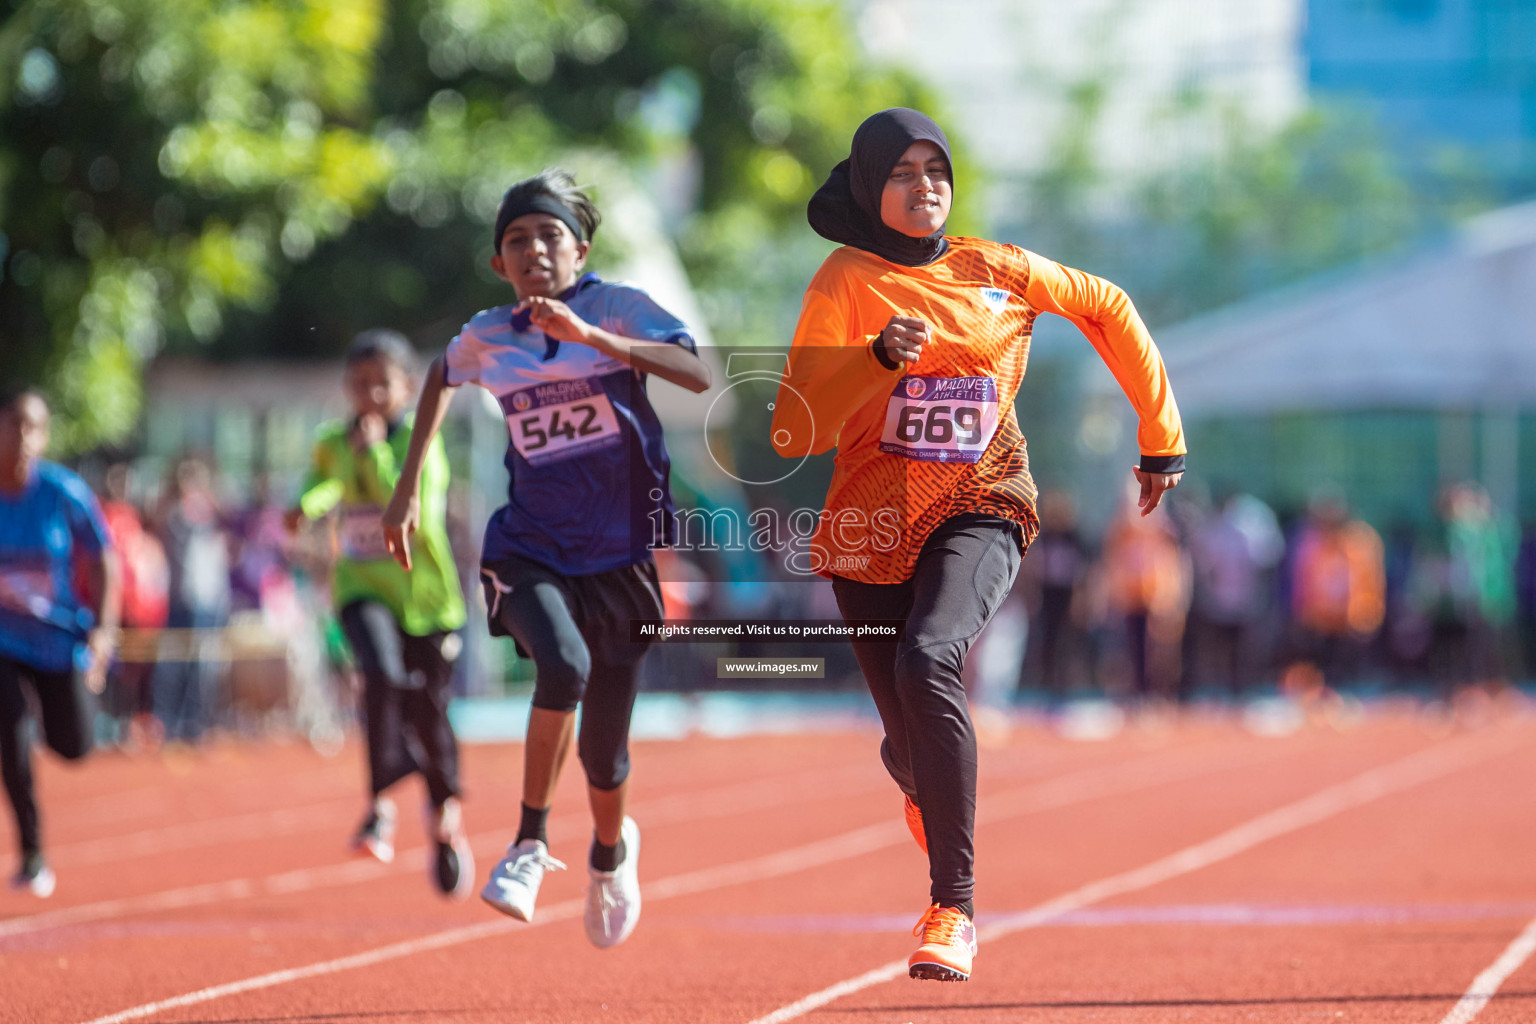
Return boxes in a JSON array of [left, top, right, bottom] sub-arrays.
[[878, 375, 1000, 464]]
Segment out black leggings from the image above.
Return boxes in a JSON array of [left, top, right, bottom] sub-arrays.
[[486, 561, 656, 792], [833, 514, 1023, 907], [0, 656, 95, 857], [339, 601, 461, 807]]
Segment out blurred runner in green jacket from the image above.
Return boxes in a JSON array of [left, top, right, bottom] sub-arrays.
[[287, 330, 471, 899]]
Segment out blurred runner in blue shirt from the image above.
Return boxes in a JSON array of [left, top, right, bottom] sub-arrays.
[[0, 387, 120, 897]]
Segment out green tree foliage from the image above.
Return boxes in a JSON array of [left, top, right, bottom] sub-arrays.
[[2, 0, 944, 452], [2, 0, 394, 450]]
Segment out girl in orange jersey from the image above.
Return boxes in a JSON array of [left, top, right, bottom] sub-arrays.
[[772, 108, 1186, 982]]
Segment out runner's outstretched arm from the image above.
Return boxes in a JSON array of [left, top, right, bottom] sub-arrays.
[[517, 296, 711, 393], [1020, 250, 1186, 514], [81, 546, 120, 694], [285, 440, 345, 534], [582, 329, 711, 392], [382, 356, 458, 570]]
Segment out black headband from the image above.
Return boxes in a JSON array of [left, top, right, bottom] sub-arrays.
[[493, 193, 586, 249]]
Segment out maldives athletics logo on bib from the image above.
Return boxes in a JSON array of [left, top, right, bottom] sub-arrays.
[[879, 375, 1001, 465]]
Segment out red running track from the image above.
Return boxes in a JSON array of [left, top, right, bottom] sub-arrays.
[[2, 705, 1535, 1023]]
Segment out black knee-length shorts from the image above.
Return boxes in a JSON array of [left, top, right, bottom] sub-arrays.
[[480, 554, 663, 790]]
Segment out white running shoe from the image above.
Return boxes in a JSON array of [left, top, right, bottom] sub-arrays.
[[10, 853, 55, 898], [350, 796, 396, 864], [481, 838, 565, 921], [584, 816, 641, 949], [428, 798, 475, 901]]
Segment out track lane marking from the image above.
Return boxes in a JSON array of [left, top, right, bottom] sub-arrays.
[[50, 797, 362, 866], [1438, 911, 1536, 1024], [72, 910, 573, 1024], [45, 753, 866, 871], [746, 731, 1524, 1024], [0, 760, 889, 939], [42, 742, 866, 848], [47, 761, 361, 837], [700, 902, 1536, 932], [67, 740, 1255, 1022], [6, 738, 1230, 940]]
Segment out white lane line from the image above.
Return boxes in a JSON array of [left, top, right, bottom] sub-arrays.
[[55, 767, 356, 835], [6, 742, 1214, 941], [74, 904, 577, 1024], [69, 742, 1251, 1022], [746, 733, 1519, 1024], [1, 761, 884, 939], [49, 744, 858, 851], [260, 743, 1241, 906], [50, 787, 177, 831], [1438, 912, 1536, 1024], [74, 820, 933, 1024], [51, 798, 361, 867]]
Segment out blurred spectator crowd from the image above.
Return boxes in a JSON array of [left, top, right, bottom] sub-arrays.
[[645, 477, 1536, 710], [1002, 481, 1536, 706], [86, 455, 351, 750], [73, 447, 1536, 750]]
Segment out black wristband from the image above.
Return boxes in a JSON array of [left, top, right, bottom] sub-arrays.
[[872, 331, 900, 371], [1138, 454, 1186, 474]]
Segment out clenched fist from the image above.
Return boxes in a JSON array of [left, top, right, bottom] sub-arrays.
[[878, 316, 931, 364]]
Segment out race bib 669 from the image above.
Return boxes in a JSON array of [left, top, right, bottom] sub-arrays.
[[879, 376, 1000, 464], [501, 376, 623, 467]]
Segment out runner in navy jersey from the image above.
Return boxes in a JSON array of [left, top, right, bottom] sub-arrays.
[[0, 387, 120, 897], [382, 169, 710, 948]]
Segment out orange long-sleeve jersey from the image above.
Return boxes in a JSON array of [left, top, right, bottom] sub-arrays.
[[771, 237, 1185, 585], [1291, 521, 1386, 638]]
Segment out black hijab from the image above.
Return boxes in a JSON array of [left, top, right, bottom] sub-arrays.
[[807, 108, 952, 266]]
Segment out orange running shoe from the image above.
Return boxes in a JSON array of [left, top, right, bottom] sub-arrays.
[[903, 794, 927, 854], [908, 903, 977, 981]]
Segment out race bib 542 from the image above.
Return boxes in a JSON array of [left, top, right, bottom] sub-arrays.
[[879, 376, 1000, 464], [501, 377, 623, 467]]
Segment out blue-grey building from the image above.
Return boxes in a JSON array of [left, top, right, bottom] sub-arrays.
[[1308, 0, 1536, 193]]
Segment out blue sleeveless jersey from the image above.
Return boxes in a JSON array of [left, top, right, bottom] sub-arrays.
[[0, 461, 112, 672], [444, 274, 694, 576]]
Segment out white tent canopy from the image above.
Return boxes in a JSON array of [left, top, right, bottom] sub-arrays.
[[1100, 201, 1536, 415]]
